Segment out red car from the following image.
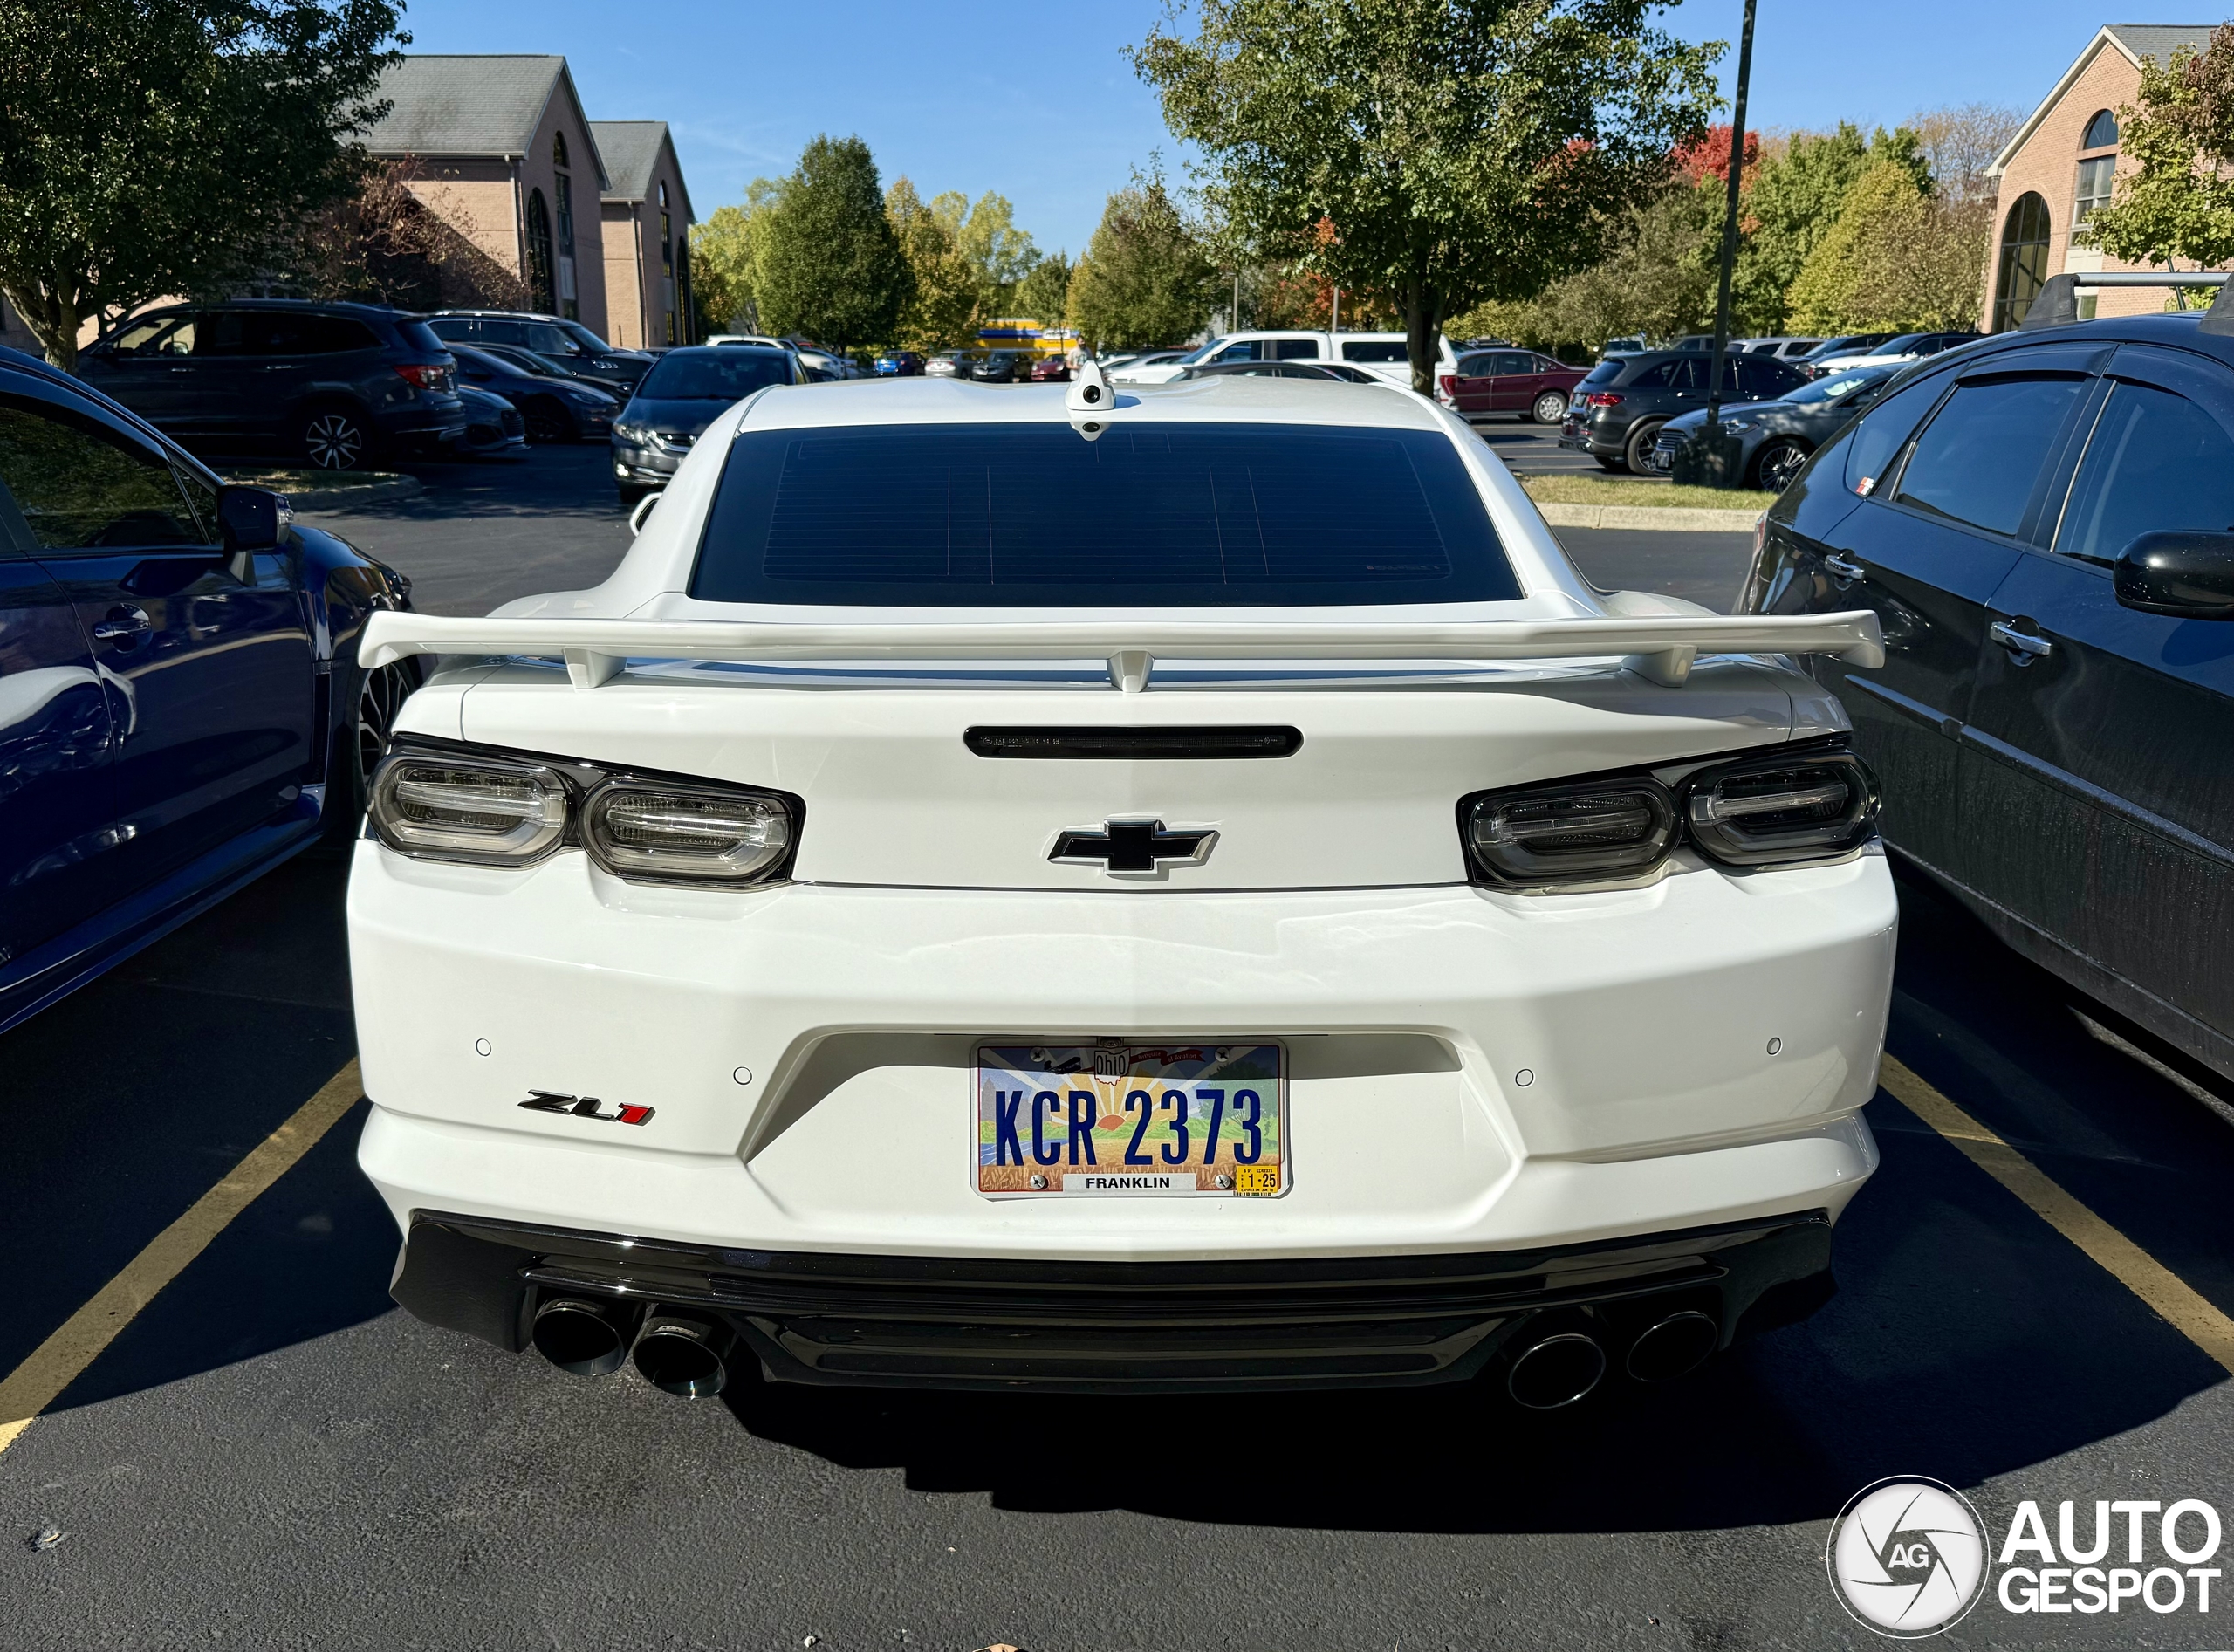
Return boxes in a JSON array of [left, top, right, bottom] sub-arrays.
[[1029, 356, 1072, 383], [1437, 348, 1590, 425]]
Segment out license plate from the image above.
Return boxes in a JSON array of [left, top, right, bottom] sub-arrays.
[[975, 1041, 1285, 1197]]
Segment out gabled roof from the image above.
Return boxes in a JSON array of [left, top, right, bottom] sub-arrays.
[[588, 121, 693, 220], [362, 55, 609, 189], [1990, 24, 2220, 175]]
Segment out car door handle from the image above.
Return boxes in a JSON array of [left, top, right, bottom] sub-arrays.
[[1990, 619, 2054, 662], [1822, 553, 1866, 583], [92, 605, 153, 641]]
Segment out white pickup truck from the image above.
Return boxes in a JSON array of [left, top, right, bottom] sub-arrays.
[[1109, 329, 1461, 387]]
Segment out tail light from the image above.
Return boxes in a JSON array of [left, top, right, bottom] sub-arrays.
[[1460, 742, 1879, 888], [1464, 778, 1679, 887], [1436, 374, 1458, 403], [582, 782, 791, 885], [395, 362, 455, 394], [370, 755, 568, 865], [369, 742, 801, 885], [1684, 749, 1880, 867], [1584, 392, 1624, 408]]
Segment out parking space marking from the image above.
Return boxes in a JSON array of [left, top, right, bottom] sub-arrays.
[[1882, 1053, 2234, 1374], [0, 1059, 362, 1458]]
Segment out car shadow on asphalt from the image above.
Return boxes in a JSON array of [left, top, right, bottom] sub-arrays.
[[712, 862, 2232, 1534]]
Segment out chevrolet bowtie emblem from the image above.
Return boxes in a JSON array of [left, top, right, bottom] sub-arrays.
[[1049, 818, 1216, 876]]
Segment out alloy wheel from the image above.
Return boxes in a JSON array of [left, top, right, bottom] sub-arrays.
[[1756, 438, 1809, 492], [303, 412, 365, 470], [1533, 391, 1569, 424]]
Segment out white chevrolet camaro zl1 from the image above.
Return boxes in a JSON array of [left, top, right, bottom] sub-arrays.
[[348, 363, 1893, 1408]]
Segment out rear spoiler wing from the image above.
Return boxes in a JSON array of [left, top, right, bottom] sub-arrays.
[[2020, 270, 2234, 333], [360, 609, 1884, 692]]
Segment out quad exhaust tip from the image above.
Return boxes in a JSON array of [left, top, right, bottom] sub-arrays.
[[531, 1296, 635, 1378], [1625, 1309, 1719, 1383], [1504, 1330, 1607, 1409], [631, 1309, 737, 1399]]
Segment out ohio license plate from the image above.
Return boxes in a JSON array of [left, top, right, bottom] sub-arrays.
[[975, 1041, 1285, 1197]]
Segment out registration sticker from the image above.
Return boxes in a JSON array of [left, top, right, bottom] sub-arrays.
[[975, 1041, 1285, 1197]]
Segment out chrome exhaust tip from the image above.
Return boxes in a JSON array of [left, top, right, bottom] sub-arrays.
[[630, 1309, 736, 1398], [1625, 1309, 1719, 1383], [1505, 1330, 1607, 1409], [531, 1296, 635, 1377]]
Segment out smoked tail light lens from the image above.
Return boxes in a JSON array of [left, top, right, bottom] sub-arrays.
[[1684, 749, 1880, 867], [582, 782, 793, 885], [370, 756, 568, 864], [1465, 778, 1679, 887]]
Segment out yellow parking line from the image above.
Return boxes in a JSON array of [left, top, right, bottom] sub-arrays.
[[0, 1059, 363, 1458], [1881, 1053, 2234, 1375]]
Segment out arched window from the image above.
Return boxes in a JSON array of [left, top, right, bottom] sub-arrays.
[[2082, 109, 2120, 150], [524, 188, 555, 313], [552, 130, 569, 168], [1992, 192, 2052, 332]]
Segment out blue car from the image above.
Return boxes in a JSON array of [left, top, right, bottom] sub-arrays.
[[0, 345, 416, 1034]]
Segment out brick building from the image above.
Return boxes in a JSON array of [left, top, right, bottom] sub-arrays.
[[1983, 24, 2220, 330], [362, 55, 613, 334], [590, 121, 696, 349]]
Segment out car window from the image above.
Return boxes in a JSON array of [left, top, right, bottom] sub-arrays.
[[428, 317, 474, 340], [691, 421, 1518, 608], [1579, 360, 1623, 387], [233, 312, 378, 355], [1843, 374, 1951, 497], [1636, 359, 1705, 389], [1272, 339, 1320, 360], [396, 319, 448, 354], [0, 396, 206, 550], [1456, 353, 1494, 379], [2056, 380, 2234, 562], [192, 311, 252, 357], [108, 316, 192, 357], [634, 350, 795, 399], [1785, 369, 1888, 407], [1339, 341, 1409, 363], [1212, 340, 1262, 362], [479, 319, 527, 346], [524, 324, 579, 355], [1893, 376, 2090, 536], [1495, 353, 1534, 376]]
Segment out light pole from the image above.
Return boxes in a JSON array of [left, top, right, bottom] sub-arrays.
[[1680, 0, 1758, 488]]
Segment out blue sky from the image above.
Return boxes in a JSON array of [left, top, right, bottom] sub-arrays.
[[394, 1, 2134, 255]]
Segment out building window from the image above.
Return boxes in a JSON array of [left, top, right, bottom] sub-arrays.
[[1992, 192, 2052, 332], [661, 208, 675, 345], [675, 236, 692, 344], [525, 188, 555, 313], [2082, 108, 2120, 150], [552, 130, 569, 168], [659, 181, 668, 209], [555, 170, 579, 321], [2075, 156, 2116, 227]]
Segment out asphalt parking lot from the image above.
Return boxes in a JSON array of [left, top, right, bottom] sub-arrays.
[[8, 439, 2232, 1649]]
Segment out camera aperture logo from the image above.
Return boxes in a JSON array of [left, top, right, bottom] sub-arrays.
[[1828, 1477, 1989, 1637]]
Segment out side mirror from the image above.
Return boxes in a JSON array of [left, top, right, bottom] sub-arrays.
[[2114, 530, 2234, 620], [216, 484, 288, 553]]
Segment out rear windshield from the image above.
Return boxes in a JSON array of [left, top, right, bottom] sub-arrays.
[[1580, 360, 1624, 386], [689, 421, 1518, 607], [638, 351, 794, 400]]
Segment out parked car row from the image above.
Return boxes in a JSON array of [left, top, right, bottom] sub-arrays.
[[1559, 347, 1813, 472], [1436, 349, 1590, 424], [1109, 331, 1455, 389], [77, 299, 641, 468], [1647, 363, 1902, 490]]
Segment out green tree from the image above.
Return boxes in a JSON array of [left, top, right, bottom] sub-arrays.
[[1787, 160, 1985, 333], [1067, 175, 1217, 350], [886, 175, 981, 350], [1133, 0, 1719, 393], [2084, 26, 2234, 271], [689, 178, 783, 334], [1454, 176, 1716, 351], [755, 134, 912, 348], [1014, 251, 1073, 327], [0, 0, 405, 369]]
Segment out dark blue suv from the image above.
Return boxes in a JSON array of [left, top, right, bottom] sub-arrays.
[[76, 299, 466, 469], [0, 344, 417, 1034]]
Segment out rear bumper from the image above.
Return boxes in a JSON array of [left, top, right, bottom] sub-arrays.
[[391, 1205, 1838, 1391]]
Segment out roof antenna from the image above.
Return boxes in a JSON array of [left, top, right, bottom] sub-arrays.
[[1066, 359, 1112, 415]]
